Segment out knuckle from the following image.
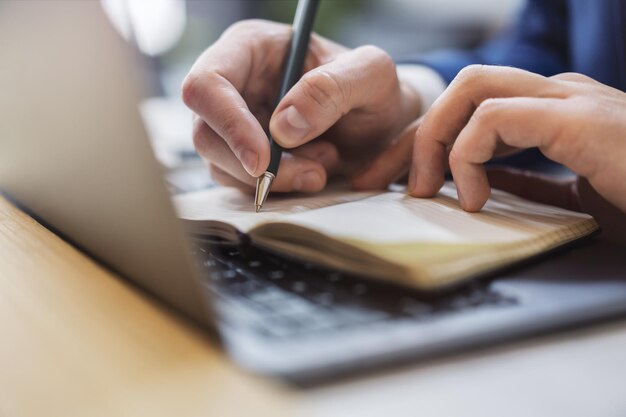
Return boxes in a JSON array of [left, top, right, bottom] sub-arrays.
[[448, 146, 468, 171], [182, 71, 222, 109], [184, 58, 239, 109], [358, 44, 395, 70], [454, 64, 489, 87], [472, 98, 502, 124], [224, 19, 268, 36], [550, 98, 595, 150], [299, 70, 344, 113], [354, 45, 397, 95], [552, 72, 592, 83]]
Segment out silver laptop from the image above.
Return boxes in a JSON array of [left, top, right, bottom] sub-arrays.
[[2, 1, 626, 384]]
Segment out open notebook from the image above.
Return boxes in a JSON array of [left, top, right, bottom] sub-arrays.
[[174, 183, 598, 290]]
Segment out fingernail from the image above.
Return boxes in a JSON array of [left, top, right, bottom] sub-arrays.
[[274, 106, 311, 145], [293, 170, 322, 191], [239, 149, 258, 175]]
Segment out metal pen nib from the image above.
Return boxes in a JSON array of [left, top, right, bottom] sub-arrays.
[[254, 172, 275, 213]]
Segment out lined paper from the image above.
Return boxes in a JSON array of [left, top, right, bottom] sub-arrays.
[[173, 186, 377, 232]]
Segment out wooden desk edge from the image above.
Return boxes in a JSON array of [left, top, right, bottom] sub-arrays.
[[0, 196, 295, 417]]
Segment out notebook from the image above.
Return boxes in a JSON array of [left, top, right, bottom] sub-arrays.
[[174, 182, 598, 290]]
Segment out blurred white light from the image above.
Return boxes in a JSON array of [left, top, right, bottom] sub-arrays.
[[101, 0, 186, 56]]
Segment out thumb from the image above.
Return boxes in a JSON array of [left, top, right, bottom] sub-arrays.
[[486, 167, 581, 212], [269, 45, 398, 148]]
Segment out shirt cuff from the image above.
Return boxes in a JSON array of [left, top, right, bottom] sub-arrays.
[[396, 64, 447, 116]]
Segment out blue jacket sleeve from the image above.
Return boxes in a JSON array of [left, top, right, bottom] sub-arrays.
[[404, 0, 570, 83]]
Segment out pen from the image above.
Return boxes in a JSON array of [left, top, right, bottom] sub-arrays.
[[255, 0, 321, 213]]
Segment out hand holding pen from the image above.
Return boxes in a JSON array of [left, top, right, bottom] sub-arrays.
[[182, 3, 422, 202]]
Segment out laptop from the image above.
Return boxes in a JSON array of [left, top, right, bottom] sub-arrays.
[[2, 1, 626, 385]]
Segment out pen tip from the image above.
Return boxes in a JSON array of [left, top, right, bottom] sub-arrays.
[[254, 172, 275, 214]]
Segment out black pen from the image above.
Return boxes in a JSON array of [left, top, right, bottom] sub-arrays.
[[255, 0, 320, 213]]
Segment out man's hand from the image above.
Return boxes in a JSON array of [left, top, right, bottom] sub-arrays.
[[360, 65, 626, 214], [182, 20, 421, 193]]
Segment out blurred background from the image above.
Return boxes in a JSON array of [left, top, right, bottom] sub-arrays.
[[101, 0, 523, 192]]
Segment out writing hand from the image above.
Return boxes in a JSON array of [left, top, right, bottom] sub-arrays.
[[182, 20, 420, 193]]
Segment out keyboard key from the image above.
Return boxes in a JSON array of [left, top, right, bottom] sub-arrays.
[[326, 272, 341, 282], [213, 300, 264, 327], [268, 270, 285, 280], [246, 287, 290, 305], [334, 306, 390, 324], [193, 244, 518, 340], [268, 297, 321, 317], [291, 281, 307, 293], [399, 297, 432, 317], [213, 270, 237, 280], [313, 292, 335, 306], [287, 311, 342, 333], [203, 259, 217, 268], [352, 283, 368, 296]]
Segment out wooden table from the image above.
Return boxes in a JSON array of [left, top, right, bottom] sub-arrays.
[[2, 195, 626, 417]]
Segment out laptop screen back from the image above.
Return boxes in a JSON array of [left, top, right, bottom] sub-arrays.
[[0, 1, 210, 325]]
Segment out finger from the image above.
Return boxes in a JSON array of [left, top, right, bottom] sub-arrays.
[[194, 119, 327, 193], [269, 45, 399, 148], [181, 23, 285, 176], [486, 167, 580, 211], [427, 66, 567, 145], [446, 97, 570, 211], [273, 153, 328, 193], [209, 164, 254, 192], [290, 140, 341, 175], [183, 73, 268, 177], [352, 119, 420, 190], [409, 121, 449, 198], [553, 72, 626, 104], [193, 117, 253, 184], [551, 72, 603, 86], [412, 65, 568, 198]]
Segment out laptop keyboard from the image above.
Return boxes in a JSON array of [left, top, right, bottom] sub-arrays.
[[192, 242, 518, 339]]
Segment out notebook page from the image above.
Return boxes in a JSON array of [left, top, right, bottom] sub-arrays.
[[281, 183, 594, 245], [173, 186, 378, 232]]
